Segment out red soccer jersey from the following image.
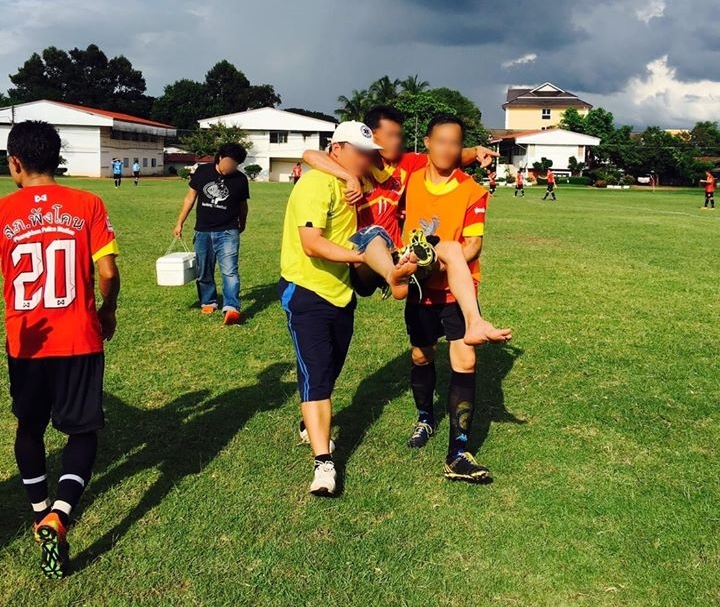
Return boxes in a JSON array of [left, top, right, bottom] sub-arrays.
[[547, 171, 555, 184], [705, 175, 715, 193], [356, 152, 428, 248], [0, 184, 119, 358]]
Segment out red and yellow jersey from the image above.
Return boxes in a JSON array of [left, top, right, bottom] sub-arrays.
[[0, 184, 119, 358], [404, 169, 488, 305], [356, 152, 427, 248], [705, 175, 715, 193]]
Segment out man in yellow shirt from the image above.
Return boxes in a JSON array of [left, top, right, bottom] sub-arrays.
[[279, 121, 381, 497]]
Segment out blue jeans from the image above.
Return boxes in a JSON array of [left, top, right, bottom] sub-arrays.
[[194, 229, 240, 312]]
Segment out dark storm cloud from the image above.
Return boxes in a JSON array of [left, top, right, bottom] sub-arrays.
[[0, 0, 717, 128]]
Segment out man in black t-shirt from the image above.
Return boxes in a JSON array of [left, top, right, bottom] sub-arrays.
[[173, 143, 249, 325]]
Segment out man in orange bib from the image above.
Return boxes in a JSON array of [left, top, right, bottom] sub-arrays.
[[402, 114, 511, 482]]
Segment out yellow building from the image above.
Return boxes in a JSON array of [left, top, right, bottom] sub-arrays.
[[503, 82, 592, 131]]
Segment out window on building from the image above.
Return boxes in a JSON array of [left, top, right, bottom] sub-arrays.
[[319, 132, 332, 150], [542, 108, 552, 120], [269, 131, 289, 144], [143, 158, 148, 168], [123, 158, 129, 168], [151, 158, 157, 168]]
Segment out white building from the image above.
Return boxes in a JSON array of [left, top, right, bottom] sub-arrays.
[[197, 107, 337, 182], [491, 128, 601, 177], [0, 100, 176, 177]]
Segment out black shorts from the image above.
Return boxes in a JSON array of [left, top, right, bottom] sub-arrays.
[[279, 278, 355, 402], [405, 301, 474, 347], [133, 171, 140, 178], [706, 191, 714, 200], [9, 353, 105, 434], [547, 183, 555, 191]]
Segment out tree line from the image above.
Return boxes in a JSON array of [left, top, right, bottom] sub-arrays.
[[0, 45, 282, 133], [559, 107, 719, 186], [336, 75, 489, 151]]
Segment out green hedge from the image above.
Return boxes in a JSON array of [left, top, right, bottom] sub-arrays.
[[567, 176, 591, 186]]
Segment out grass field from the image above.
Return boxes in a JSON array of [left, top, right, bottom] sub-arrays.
[[0, 177, 718, 606]]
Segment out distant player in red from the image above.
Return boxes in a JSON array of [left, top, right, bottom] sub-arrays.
[[0, 121, 120, 579], [701, 171, 715, 209], [291, 162, 303, 184], [488, 170, 497, 195], [514, 172, 525, 197], [542, 169, 557, 201]]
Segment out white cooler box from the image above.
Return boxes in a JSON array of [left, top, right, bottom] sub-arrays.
[[156, 251, 197, 286]]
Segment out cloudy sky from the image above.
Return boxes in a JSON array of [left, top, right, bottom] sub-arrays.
[[1, 0, 719, 128]]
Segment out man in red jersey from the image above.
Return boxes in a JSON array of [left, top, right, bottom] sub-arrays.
[[0, 121, 120, 579], [542, 169, 557, 201], [701, 171, 715, 209]]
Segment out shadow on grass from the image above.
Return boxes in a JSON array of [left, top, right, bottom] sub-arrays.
[[467, 343, 526, 456], [330, 343, 524, 492], [186, 282, 278, 322], [0, 362, 293, 571], [331, 352, 409, 495]]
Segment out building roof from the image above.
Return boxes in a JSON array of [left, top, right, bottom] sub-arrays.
[[198, 107, 337, 132], [491, 127, 601, 146], [56, 101, 174, 129], [503, 82, 592, 110], [0, 99, 176, 136]]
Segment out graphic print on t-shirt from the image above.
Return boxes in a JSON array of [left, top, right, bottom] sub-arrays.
[[202, 179, 230, 209]]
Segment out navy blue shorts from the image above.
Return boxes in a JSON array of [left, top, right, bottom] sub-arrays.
[[279, 278, 356, 402]]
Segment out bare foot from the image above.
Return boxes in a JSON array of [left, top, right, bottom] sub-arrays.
[[463, 320, 513, 346], [387, 254, 418, 300]]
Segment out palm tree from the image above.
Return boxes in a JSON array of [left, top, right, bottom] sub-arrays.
[[369, 76, 400, 104], [399, 74, 430, 95], [335, 89, 372, 121]]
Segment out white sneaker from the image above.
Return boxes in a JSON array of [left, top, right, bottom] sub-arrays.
[[310, 461, 337, 497], [299, 423, 336, 453]]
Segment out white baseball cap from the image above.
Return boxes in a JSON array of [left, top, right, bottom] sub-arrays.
[[331, 121, 383, 151]]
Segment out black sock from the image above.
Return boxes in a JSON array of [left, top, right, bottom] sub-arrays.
[[52, 432, 98, 526], [411, 363, 436, 426], [15, 422, 52, 523], [447, 371, 476, 461], [314, 453, 333, 468]]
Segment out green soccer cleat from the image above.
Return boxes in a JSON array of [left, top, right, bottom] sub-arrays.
[[35, 512, 70, 579]]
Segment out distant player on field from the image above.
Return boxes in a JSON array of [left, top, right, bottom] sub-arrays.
[[488, 170, 497, 195], [514, 171, 525, 197], [132, 159, 141, 186], [701, 171, 715, 209], [0, 121, 120, 578], [112, 158, 123, 188], [542, 169, 557, 201]]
